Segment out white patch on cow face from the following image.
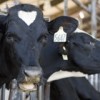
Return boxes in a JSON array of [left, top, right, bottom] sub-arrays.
[[47, 70, 87, 82], [18, 10, 37, 26], [54, 26, 67, 42]]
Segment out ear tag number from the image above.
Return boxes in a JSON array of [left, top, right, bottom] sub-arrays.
[[54, 27, 67, 42]]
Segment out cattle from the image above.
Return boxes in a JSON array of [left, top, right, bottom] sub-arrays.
[[0, 4, 100, 100], [45, 17, 100, 75], [40, 34, 100, 99], [39, 17, 100, 100], [0, 4, 49, 91], [50, 78, 100, 100], [67, 32, 100, 74]]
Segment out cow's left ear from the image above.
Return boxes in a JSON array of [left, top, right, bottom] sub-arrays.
[[46, 16, 78, 36]]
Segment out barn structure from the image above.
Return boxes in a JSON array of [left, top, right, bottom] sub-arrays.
[[0, 0, 100, 100]]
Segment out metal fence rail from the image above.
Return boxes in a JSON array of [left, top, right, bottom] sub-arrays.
[[87, 74, 100, 92], [0, 74, 100, 100]]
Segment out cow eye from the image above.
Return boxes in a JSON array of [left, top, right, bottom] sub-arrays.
[[6, 34, 21, 42], [38, 34, 47, 44], [6, 35, 14, 42]]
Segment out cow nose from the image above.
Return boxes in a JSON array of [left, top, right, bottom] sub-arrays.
[[24, 67, 42, 78], [19, 67, 42, 92]]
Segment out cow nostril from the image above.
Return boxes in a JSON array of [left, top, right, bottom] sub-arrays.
[[24, 71, 30, 77], [24, 67, 42, 77]]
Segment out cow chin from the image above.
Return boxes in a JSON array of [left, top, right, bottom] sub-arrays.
[[19, 83, 37, 92], [18, 66, 42, 92]]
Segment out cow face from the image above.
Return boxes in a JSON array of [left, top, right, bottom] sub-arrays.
[[0, 4, 48, 90]]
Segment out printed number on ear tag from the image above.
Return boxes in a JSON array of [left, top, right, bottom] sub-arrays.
[[54, 27, 67, 42]]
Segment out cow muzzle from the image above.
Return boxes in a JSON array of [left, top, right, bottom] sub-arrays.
[[19, 67, 42, 92]]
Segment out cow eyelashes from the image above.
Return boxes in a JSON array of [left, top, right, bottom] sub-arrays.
[[38, 34, 47, 44], [6, 33, 21, 42]]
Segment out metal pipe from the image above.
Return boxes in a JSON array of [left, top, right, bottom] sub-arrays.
[[64, 0, 68, 16], [72, 0, 100, 21], [44, 83, 50, 100], [91, 0, 97, 37], [8, 79, 18, 100], [1, 84, 5, 100], [38, 84, 44, 100]]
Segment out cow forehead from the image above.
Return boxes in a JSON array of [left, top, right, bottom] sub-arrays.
[[5, 4, 48, 36], [18, 10, 37, 26], [8, 4, 43, 20]]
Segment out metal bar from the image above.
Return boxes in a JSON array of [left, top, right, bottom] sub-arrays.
[[64, 0, 68, 16], [21, 92, 26, 100], [38, 84, 44, 100], [91, 0, 97, 37], [72, 0, 100, 21], [98, 74, 100, 91], [30, 91, 37, 100], [1, 84, 5, 100], [72, 0, 89, 12], [8, 79, 18, 100], [44, 83, 50, 100]]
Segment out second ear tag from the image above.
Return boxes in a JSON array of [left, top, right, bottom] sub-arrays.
[[54, 27, 67, 42]]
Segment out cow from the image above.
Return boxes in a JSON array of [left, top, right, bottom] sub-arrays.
[[0, 4, 100, 100], [40, 38, 100, 99], [39, 17, 100, 100], [67, 32, 100, 74], [46, 17, 100, 75], [0, 4, 49, 91]]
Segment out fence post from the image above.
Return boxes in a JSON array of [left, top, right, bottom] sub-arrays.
[[1, 84, 5, 100]]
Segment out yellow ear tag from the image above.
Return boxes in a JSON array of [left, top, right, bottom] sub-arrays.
[[54, 27, 67, 42]]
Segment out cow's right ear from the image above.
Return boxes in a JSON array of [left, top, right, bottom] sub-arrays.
[[0, 15, 6, 40], [46, 16, 78, 36]]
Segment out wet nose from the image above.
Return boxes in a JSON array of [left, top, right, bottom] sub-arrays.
[[24, 67, 42, 78], [19, 67, 43, 92]]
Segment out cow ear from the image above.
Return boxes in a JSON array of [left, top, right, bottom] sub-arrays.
[[46, 16, 78, 36], [0, 15, 6, 40]]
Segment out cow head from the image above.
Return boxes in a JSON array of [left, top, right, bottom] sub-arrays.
[[46, 16, 78, 56], [0, 4, 48, 91]]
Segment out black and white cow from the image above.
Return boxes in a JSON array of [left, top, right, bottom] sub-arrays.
[[0, 4, 49, 90], [0, 4, 100, 100], [67, 31, 100, 74], [40, 17, 100, 100]]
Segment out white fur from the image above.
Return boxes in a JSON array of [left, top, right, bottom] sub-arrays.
[[47, 70, 87, 82], [74, 28, 88, 34], [62, 46, 68, 60], [18, 10, 37, 26], [62, 55, 68, 60], [74, 28, 100, 41]]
